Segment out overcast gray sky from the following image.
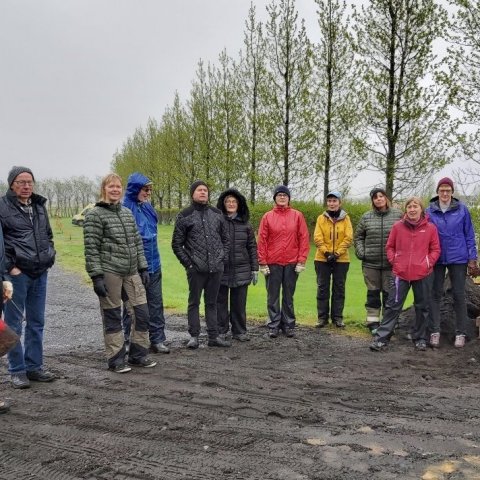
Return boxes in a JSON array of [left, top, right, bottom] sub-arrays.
[[0, 0, 458, 197]]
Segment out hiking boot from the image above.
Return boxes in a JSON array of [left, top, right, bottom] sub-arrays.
[[128, 357, 157, 368], [285, 329, 295, 338], [367, 322, 380, 335], [415, 340, 427, 351], [207, 337, 231, 347], [186, 336, 199, 349], [0, 400, 10, 414], [369, 340, 387, 352], [269, 329, 279, 338], [26, 369, 57, 382], [150, 342, 170, 354], [109, 363, 132, 374], [232, 333, 250, 342], [454, 334, 466, 348], [315, 320, 328, 328], [11, 373, 30, 389], [429, 332, 440, 348], [334, 320, 345, 328]]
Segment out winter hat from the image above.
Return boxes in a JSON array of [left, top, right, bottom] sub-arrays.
[[273, 185, 291, 200], [190, 180, 208, 198], [436, 177, 454, 193], [370, 187, 387, 200], [326, 191, 342, 200], [8, 166, 35, 187]]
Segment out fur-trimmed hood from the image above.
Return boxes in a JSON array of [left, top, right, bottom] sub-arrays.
[[216, 188, 250, 222]]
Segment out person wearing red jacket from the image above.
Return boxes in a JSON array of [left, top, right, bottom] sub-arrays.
[[257, 185, 310, 338], [370, 197, 440, 352]]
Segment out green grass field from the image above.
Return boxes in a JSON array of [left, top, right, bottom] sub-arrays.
[[52, 218, 411, 334]]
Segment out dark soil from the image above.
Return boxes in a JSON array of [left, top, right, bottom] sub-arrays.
[[1, 266, 480, 480]]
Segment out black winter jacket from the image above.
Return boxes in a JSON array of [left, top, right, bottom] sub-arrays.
[[172, 202, 229, 273], [0, 190, 55, 278], [217, 189, 259, 287]]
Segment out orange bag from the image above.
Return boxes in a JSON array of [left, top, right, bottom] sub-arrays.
[[0, 318, 19, 357]]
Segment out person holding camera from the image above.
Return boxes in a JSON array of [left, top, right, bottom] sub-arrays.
[[314, 191, 353, 328]]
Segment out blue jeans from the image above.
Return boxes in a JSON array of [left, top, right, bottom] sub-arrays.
[[123, 269, 166, 344], [4, 272, 48, 374]]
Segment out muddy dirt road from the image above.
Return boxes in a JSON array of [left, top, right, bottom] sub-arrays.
[[1, 266, 480, 479]]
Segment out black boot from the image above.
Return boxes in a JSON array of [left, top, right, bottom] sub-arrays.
[[207, 337, 231, 347]]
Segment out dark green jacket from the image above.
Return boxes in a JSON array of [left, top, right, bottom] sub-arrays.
[[354, 207, 402, 269], [84, 202, 147, 278]]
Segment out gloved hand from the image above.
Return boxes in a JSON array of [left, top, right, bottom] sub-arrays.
[[139, 269, 150, 288], [326, 253, 337, 264], [92, 275, 108, 297], [2, 281, 13, 302], [295, 263, 306, 273], [259, 265, 270, 276], [251, 271, 259, 285]]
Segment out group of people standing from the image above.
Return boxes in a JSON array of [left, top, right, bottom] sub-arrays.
[[1, 168, 477, 409]]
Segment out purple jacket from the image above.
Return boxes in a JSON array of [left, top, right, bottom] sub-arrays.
[[426, 197, 477, 265]]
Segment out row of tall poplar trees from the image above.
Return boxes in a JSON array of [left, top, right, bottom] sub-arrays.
[[112, 0, 480, 207]]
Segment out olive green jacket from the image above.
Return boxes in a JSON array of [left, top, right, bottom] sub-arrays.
[[84, 202, 147, 278]]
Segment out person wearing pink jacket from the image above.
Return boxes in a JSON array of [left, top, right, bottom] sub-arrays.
[[370, 197, 440, 352]]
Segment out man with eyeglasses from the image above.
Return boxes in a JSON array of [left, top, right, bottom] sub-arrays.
[[0, 166, 56, 389], [426, 177, 478, 349], [122, 172, 170, 354]]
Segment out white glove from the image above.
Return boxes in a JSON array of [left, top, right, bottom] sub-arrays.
[[3, 281, 13, 302], [259, 265, 270, 276], [295, 263, 306, 273]]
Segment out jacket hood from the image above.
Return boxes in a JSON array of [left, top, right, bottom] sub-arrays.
[[428, 196, 460, 212], [216, 188, 250, 221], [323, 209, 348, 221], [124, 172, 151, 202], [401, 212, 429, 228]]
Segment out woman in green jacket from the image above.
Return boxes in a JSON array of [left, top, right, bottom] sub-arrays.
[[354, 188, 402, 334], [84, 173, 157, 373]]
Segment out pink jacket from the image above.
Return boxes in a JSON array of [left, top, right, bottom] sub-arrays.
[[386, 215, 440, 281]]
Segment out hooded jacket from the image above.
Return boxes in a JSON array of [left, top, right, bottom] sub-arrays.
[[314, 210, 353, 263], [83, 202, 148, 278], [354, 207, 402, 269], [216, 189, 258, 287], [426, 196, 477, 265], [123, 172, 160, 273], [0, 189, 55, 278], [386, 214, 440, 281], [257, 205, 310, 266]]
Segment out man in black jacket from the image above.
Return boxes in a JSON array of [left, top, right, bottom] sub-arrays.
[[172, 180, 231, 348], [0, 166, 56, 389]]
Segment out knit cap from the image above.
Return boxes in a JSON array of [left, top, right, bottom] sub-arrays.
[[436, 177, 454, 193], [273, 185, 291, 200], [8, 166, 35, 186], [190, 180, 208, 198]]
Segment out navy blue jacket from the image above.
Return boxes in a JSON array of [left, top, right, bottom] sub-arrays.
[[426, 197, 477, 265]]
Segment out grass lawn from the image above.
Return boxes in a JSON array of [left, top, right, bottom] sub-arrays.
[[52, 218, 411, 334]]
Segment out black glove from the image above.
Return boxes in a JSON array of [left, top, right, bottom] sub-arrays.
[[92, 275, 108, 297], [139, 269, 150, 288], [326, 254, 337, 264]]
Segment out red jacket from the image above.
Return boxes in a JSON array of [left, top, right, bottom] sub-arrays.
[[257, 205, 310, 265], [386, 214, 440, 281]]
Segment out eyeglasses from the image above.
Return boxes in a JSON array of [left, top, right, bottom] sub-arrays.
[[276, 193, 289, 197], [14, 180, 34, 187], [224, 199, 238, 204], [438, 189, 452, 194]]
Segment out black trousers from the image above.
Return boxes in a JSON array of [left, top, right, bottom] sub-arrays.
[[217, 284, 248, 335], [266, 264, 298, 331], [187, 269, 221, 338], [315, 261, 349, 323], [375, 273, 433, 343]]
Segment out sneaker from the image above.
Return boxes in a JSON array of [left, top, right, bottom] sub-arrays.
[[0, 400, 10, 414], [429, 332, 440, 348], [26, 369, 57, 382], [109, 363, 132, 374], [334, 320, 345, 328], [454, 334, 466, 348], [285, 329, 295, 338], [186, 336, 199, 349], [415, 340, 427, 351], [207, 337, 231, 347], [128, 357, 157, 368], [232, 333, 250, 342], [11, 373, 31, 389], [369, 340, 387, 352], [150, 342, 170, 354], [269, 329, 279, 338]]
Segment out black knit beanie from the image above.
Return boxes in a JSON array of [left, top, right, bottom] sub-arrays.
[[190, 180, 208, 198], [8, 166, 35, 187]]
